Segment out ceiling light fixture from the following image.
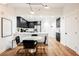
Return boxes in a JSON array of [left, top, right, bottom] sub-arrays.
[[26, 3, 49, 14], [41, 3, 49, 9], [29, 3, 35, 14], [30, 11, 34, 14]]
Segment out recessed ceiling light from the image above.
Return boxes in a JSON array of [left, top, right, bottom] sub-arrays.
[[30, 11, 34, 14]]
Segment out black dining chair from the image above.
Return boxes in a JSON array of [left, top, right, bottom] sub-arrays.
[[22, 40, 38, 55], [15, 36, 23, 46], [15, 36, 23, 55], [15, 36, 20, 44]]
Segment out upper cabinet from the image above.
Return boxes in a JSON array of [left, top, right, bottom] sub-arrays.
[[17, 16, 28, 28], [17, 16, 41, 28]]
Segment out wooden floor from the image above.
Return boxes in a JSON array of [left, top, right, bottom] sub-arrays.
[[0, 37, 78, 56]]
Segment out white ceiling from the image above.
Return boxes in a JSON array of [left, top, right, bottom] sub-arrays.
[[3, 3, 79, 16], [6, 3, 65, 15], [6, 3, 65, 9], [6, 3, 79, 9]]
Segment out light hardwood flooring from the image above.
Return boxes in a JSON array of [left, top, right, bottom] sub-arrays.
[[47, 37, 78, 56], [0, 37, 78, 56]]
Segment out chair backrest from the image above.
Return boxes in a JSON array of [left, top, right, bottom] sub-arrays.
[[22, 40, 37, 49], [15, 36, 20, 44], [44, 36, 47, 44]]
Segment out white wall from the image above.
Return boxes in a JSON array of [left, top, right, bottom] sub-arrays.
[[0, 5, 16, 53], [61, 4, 79, 54], [41, 16, 57, 38]]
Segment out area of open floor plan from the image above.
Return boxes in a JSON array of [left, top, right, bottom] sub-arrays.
[[0, 3, 79, 56]]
